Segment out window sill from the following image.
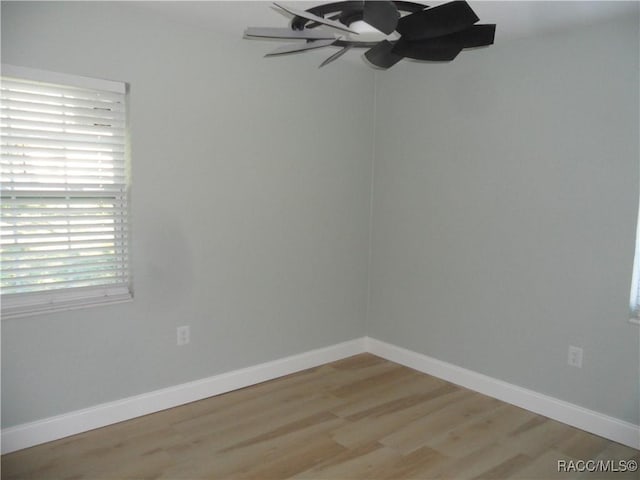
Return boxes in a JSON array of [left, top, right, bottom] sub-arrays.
[[629, 317, 640, 326], [1, 288, 133, 320]]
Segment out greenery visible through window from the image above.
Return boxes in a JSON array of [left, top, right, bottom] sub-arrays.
[[1, 66, 131, 318]]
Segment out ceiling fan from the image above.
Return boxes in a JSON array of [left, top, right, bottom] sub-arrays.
[[244, 1, 496, 69]]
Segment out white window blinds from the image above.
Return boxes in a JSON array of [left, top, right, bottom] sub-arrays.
[[1, 66, 131, 318]]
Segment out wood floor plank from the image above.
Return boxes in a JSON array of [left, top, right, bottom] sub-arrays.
[[237, 435, 346, 480], [329, 372, 447, 420], [422, 440, 526, 480], [329, 362, 417, 398], [2, 354, 637, 480], [220, 411, 340, 452], [427, 403, 538, 458], [368, 445, 450, 479], [555, 429, 614, 459], [471, 453, 534, 480], [379, 389, 499, 454], [292, 440, 384, 478], [329, 353, 388, 370], [501, 416, 580, 458], [293, 443, 401, 479], [591, 441, 640, 462], [508, 449, 579, 479], [330, 390, 469, 449], [162, 414, 346, 479]]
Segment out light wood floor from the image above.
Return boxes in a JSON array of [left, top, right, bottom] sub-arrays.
[[2, 354, 638, 479]]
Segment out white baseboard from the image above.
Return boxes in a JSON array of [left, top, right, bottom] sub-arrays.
[[365, 337, 640, 450], [3, 336, 638, 454], [0, 338, 367, 454]]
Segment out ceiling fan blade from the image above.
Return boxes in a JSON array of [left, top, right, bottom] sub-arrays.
[[391, 23, 494, 61], [456, 24, 496, 48], [245, 27, 337, 40], [392, 37, 463, 61], [363, 1, 400, 35], [364, 40, 404, 69], [396, 0, 479, 41], [319, 45, 353, 67], [265, 39, 338, 57], [273, 2, 358, 34], [306, 13, 342, 30]]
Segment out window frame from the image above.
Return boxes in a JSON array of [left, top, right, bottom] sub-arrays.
[[1, 65, 132, 319], [629, 177, 640, 325], [630, 226, 640, 325]]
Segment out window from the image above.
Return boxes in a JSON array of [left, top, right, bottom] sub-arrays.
[[1, 65, 131, 318], [630, 199, 640, 325]]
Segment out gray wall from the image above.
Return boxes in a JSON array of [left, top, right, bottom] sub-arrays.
[[369, 13, 640, 424], [1, 1, 373, 427]]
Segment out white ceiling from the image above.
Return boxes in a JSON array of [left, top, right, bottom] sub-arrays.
[[135, 0, 639, 43], [472, 0, 639, 41]]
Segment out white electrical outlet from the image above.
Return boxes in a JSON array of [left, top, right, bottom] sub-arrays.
[[177, 326, 190, 346], [568, 345, 583, 368]]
